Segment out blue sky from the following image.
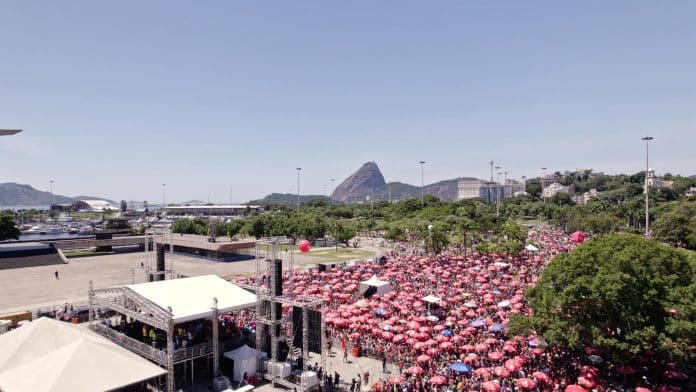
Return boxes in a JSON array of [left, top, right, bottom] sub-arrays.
[[1, 1, 694, 203]]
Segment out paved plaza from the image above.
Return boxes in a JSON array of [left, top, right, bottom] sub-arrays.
[[254, 348, 395, 392], [0, 246, 373, 314]]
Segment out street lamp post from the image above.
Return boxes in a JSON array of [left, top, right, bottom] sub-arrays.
[[162, 184, 166, 213], [642, 136, 654, 238], [419, 161, 426, 206], [494, 166, 501, 216], [49, 180, 54, 218], [296, 168, 302, 212], [330, 178, 335, 204], [541, 167, 547, 204], [496, 171, 502, 217], [323, 185, 327, 198], [229, 187, 233, 205]]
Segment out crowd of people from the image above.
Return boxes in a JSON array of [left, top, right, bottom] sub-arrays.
[[236, 227, 691, 392]]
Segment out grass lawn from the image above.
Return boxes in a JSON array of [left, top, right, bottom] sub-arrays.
[[306, 248, 375, 263], [62, 249, 111, 258]]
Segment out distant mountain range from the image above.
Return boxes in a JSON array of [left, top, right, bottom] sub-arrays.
[[0, 183, 116, 208], [256, 162, 477, 204]]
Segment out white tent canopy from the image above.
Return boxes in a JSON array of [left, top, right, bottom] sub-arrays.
[[422, 295, 441, 304], [126, 275, 257, 324], [358, 275, 390, 295], [223, 345, 259, 382], [525, 244, 539, 252], [0, 317, 166, 392]]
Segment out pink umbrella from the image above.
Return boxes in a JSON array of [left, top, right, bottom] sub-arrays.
[[565, 386, 587, 392], [516, 378, 537, 390], [635, 388, 651, 392], [493, 366, 511, 378], [482, 381, 501, 392], [416, 354, 431, 363], [504, 359, 521, 372], [439, 342, 453, 350], [430, 375, 447, 385], [488, 351, 504, 361], [406, 365, 424, 375], [473, 367, 490, 377], [532, 371, 550, 383], [388, 376, 406, 385]]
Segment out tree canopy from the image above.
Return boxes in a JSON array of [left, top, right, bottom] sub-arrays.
[[0, 214, 20, 241], [509, 234, 696, 361]]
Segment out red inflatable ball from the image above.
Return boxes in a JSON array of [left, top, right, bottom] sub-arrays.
[[298, 239, 312, 253]]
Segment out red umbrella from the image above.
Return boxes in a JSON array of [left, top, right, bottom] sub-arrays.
[[463, 353, 479, 364], [516, 378, 537, 390], [406, 365, 424, 375], [473, 367, 490, 377], [565, 386, 587, 392], [416, 354, 431, 363], [388, 376, 406, 385], [663, 370, 689, 381], [488, 351, 504, 361], [532, 371, 550, 384], [493, 366, 511, 378], [635, 388, 651, 392], [430, 375, 447, 385], [578, 376, 596, 389], [482, 381, 501, 392], [504, 359, 520, 372]]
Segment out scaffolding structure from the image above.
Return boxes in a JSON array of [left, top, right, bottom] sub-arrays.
[[253, 238, 326, 391]]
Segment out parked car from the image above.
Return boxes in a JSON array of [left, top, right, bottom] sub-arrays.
[[61, 307, 90, 323]]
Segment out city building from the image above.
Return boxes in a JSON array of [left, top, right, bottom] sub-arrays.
[[645, 168, 674, 192], [574, 188, 600, 205], [72, 199, 117, 212], [504, 180, 526, 198], [164, 204, 262, 217], [457, 180, 499, 203], [541, 175, 558, 190], [458, 179, 527, 202], [542, 183, 570, 199]]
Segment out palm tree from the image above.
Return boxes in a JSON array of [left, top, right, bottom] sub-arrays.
[[458, 217, 478, 256]]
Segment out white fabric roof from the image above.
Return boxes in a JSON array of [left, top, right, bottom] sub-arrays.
[[525, 244, 539, 252], [0, 317, 166, 392], [360, 274, 389, 287], [422, 294, 441, 304], [127, 275, 257, 323]]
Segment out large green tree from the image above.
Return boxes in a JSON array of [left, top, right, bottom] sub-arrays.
[[509, 234, 695, 361], [0, 214, 20, 240], [652, 198, 696, 250]]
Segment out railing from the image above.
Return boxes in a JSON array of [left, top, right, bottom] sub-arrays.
[[93, 323, 213, 364], [94, 323, 166, 364]]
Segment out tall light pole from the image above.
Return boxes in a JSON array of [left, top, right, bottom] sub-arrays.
[[330, 178, 335, 204], [162, 183, 166, 212], [229, 187, 233, 205], [494, 166, 501, 216], [388, 181, 392, 203], [495, 169, 501, 217], [642, 136, 654, 238], [541, 167, 547, 204], [504, 171, 508, 199], [49, 180, 54, 217], [419, 161, 426, 206], [296, 168, 301, 212], [369, 169, 375, 211], [322, 185, 327, 198]]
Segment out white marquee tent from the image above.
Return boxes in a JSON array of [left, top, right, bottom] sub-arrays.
[[126, 275, 258, 323], [0, 317, 166, 392], [358, 275, 390, 296], [422, 294, 441, 304], [222, 345, 259, 382]]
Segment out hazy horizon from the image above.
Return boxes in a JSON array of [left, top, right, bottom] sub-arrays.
[[2, 1, 694, 203]]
